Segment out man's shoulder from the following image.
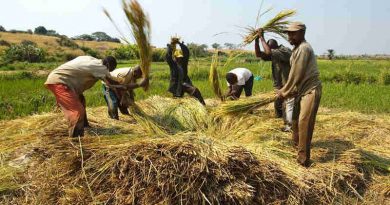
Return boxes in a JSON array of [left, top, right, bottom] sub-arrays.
[[299, 41, 314, 52]]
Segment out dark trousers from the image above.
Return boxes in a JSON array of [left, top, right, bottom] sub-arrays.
[[233, 75, 254, 98]]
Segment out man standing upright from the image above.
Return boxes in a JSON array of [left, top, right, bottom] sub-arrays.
[[277, 22, 322, 167], [255, 29, 293, 131]]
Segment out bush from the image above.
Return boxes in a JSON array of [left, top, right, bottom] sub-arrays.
[[0, 40, 11, 47], [379, 70, 390, 85], [187, 43, 210, 58], [21, 40, 37, 46], [80, 46, 100, 58], [56, 35, 79, 49], [34, 26, 47, 35], [112, 45, 139, 60], [2, 44, 46, 63], [152, 48, 166, 62]]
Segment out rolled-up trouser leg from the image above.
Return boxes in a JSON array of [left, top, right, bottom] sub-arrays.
[[284, 98, 294, 125], [183, 83, 206, 105], [79, 94, 89, 127], [297, 86, 322, 166], [46, 84, 85, 137], [102, 85, 119, 120]]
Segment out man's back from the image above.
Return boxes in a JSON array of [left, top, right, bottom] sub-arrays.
[[45, 56, 109, 94]]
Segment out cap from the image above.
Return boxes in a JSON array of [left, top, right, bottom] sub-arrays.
[[285, 22, 306, 32]]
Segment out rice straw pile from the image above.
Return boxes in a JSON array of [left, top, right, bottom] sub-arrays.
[[1, 96, 389, 204], [243, 9, 296, 45], [104, 0, 152, 90]]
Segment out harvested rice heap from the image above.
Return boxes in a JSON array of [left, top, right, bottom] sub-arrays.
[[0, 96, 389, 204]]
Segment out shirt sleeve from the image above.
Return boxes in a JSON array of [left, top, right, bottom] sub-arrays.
[[279, 46, 310, 97]]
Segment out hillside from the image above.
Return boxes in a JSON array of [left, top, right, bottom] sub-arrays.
[[0, 32, 122, 57], [0, 96, 389, 204]]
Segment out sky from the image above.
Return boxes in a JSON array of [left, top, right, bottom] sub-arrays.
[[1, 0, 390, 55]]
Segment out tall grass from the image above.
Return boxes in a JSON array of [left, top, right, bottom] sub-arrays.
[[1, 59, 390, 120]]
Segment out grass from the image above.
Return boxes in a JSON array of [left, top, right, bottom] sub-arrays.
[[0, 59, 389, 120]]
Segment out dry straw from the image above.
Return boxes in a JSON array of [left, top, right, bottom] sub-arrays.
[[1, 97, 389, 204], [209, 51, 245, 101], [214, 93, 277, 116], [243, 9, 296, 45], [209, 52, 224, 100], [104, 0, 152, 90]]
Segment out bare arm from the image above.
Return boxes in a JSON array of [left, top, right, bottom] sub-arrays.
[[254, 29, 272, 61]]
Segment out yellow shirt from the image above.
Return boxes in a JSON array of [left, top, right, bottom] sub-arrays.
[[279, 41, 321, 97]]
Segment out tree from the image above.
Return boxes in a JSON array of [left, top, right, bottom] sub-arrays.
[[187, 43, 210, 57], [27, 29, 33, 34], [34, 26, 48, 35], [327, 49, 335, 60], [73, 34, 95, 41], [46, 30, 59, 36], [0, 25, 6, 32], [224, 43, 237, 50], [92, 32, 113, 42], [211, 43, 221, 50]]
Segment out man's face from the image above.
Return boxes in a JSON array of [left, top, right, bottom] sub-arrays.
[[287, 30, 305, 46], [134, 68, 143, 79]]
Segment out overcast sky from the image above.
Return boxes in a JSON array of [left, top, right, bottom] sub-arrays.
[[1, 0, 389, 55]]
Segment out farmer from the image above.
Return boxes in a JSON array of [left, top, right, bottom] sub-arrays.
[[276, 22, 322, 167], [255, 28, 293, 132], [45, 56, 121, 138], [166, 38, 206, 105], [102, 66, 148, 120], [224, 68, 254, 100]]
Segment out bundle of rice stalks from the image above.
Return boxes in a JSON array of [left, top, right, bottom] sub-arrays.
[[104, 0, 152, 90], [209, 51, 245, 101], [213, 93, 276, 116], [243, 9, 296, 45], [209, 52, 224, 101], [140, 96, 211, 132]]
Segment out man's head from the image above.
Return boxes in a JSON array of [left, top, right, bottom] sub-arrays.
[[285, 22, 306, 46], [133, 66, 143, 79], [267, 39, 279, 49], [103, 56, 117, 72], [226, 73, 238, 85]]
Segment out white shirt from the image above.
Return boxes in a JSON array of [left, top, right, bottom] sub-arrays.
[[227, 68, 253, 86], [101, 67, 133, 85], [110, 67, 132, 78]]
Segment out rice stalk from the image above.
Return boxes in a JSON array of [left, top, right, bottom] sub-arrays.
[[243, 9, 296, 45], [209, 52, 224, 101], [213, 93, 276, 116], [122, 0, 152, 91], [104, 0, 152, 90]]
